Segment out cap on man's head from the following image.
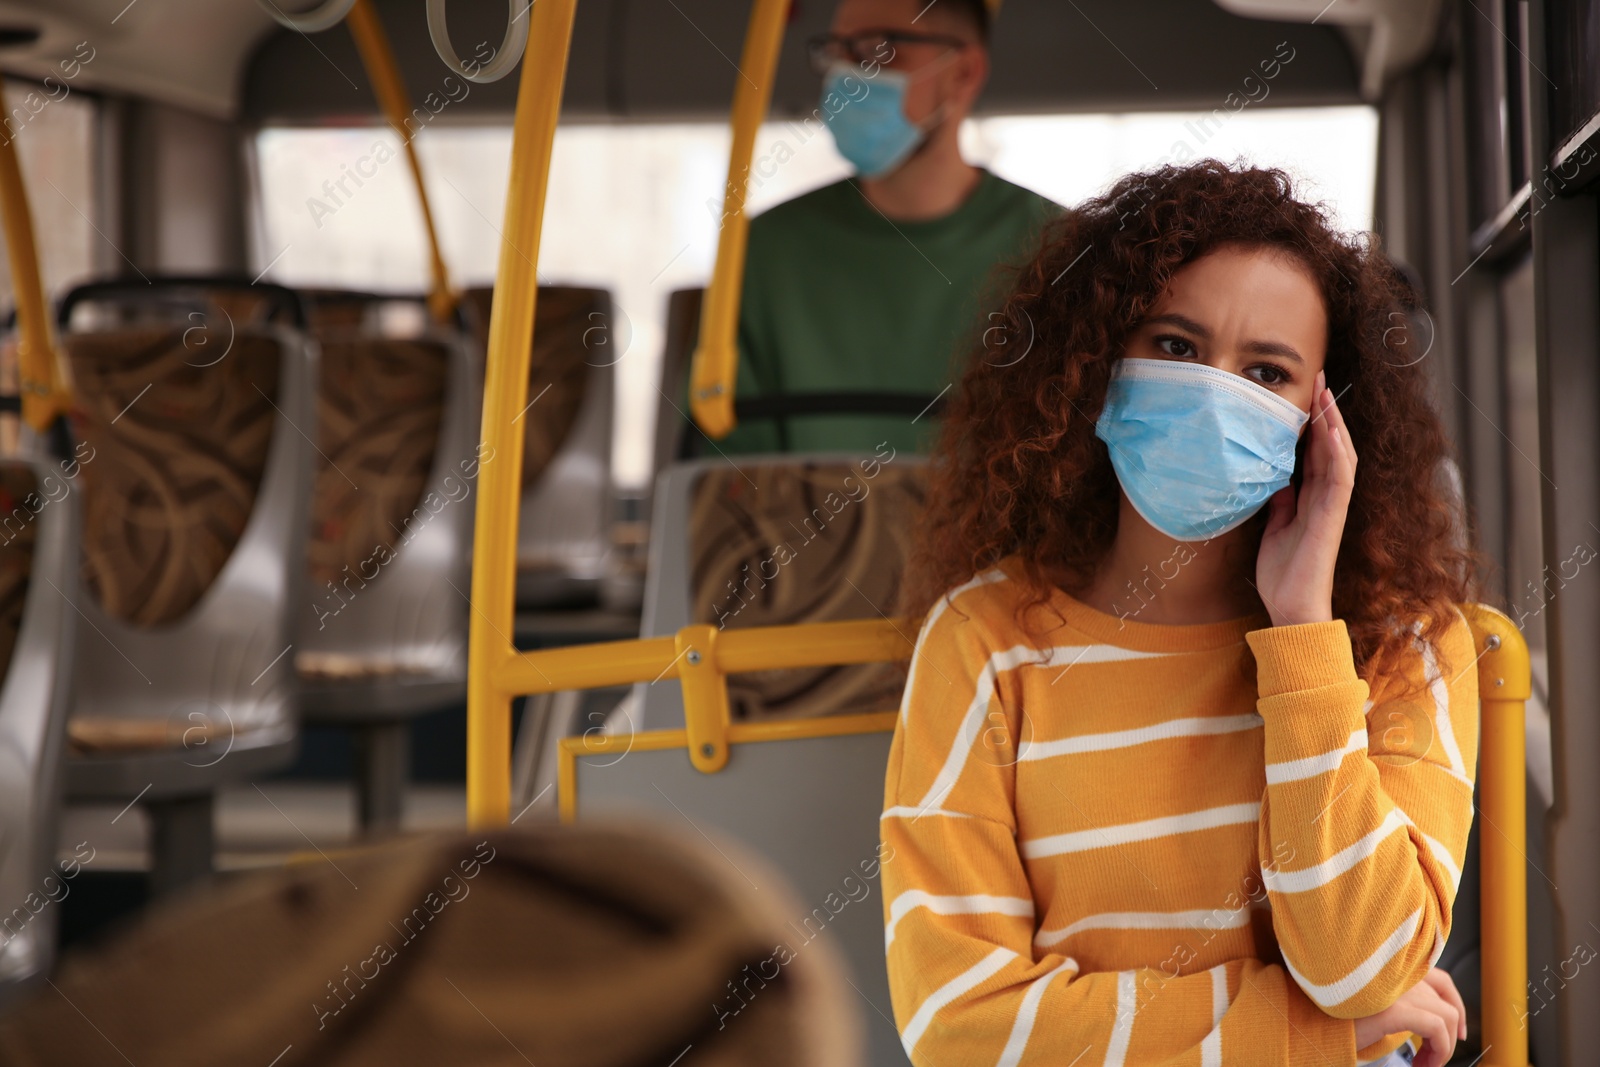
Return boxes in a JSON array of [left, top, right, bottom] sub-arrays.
[[840, 0, 991, 44], [927, 0, 992, 44]]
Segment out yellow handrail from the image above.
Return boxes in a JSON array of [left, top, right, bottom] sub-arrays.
[[465, 0, 579, 828], [344, 0, 458, 323], [686, 0, 788, 439], [501, 617, 913, 778], [473, 612, 912, 823], [0, 82, 71, 434], [1461, 604, 1530, 1067]]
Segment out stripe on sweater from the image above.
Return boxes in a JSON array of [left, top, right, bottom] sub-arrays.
[[899, 568, 1009, 725], [1021, 714, 1264, 762], [885, 891, 1034, 948], [900, 946, 1016, 1055], [1034, 907, 1253, 950], [1265, 728, 1368, 784], [880, 805, 972, 822], [1022, 802, 1261, 859], [1263, 808, 1407, 893], [1199, 964, 1229, 1067], [1394, 805, 1463, 891], [995, 958, 1079, 1067], [1104, 970, 1137, 1067], [1284, 906, 1424, 1008], [1420, 635, 1473, 788], [915, 643, 1167, 812]]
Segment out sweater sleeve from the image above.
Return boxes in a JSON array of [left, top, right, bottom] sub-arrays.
[[1246, 613, 1479, 1020], [883, 595, 1356, 1066]]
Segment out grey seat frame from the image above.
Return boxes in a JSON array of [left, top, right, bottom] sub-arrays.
[[296, 323, 481, 830], [62, 323, 316, 893], [515, 349, 614, 608], [0, 457, 79, 1007], [296, 326, 479, 719]]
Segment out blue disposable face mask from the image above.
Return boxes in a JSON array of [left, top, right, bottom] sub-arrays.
[[1094, 358, 1310, 542], [821, 62, 930, 178]]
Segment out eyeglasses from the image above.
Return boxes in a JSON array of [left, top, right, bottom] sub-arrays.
[[804, 29, 969, 74]]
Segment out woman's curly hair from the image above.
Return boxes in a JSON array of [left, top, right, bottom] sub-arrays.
[[899, 160, 1477, 679]]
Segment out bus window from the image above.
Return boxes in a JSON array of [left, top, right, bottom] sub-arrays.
[[0, 77, 96, 303], [967, 105, 1378, 232], [254, 104, 1375, 492]]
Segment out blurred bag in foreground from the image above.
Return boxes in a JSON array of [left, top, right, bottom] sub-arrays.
[[0, 821, 861, 1067]]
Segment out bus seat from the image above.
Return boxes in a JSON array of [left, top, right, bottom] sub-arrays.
[[0, 824, 861, 1067], [463, 285, 616, 610], [566, 695, 907, 1064], [634, 455, 926, 731], [294, 290, 482, 832], [0, 459, 78, 1007], [64, 328, 281, 627], [55, 279, 316, 896]]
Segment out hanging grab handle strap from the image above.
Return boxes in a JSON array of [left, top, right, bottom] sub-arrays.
[[254, 0, 357, 33], [426, 0, 530, 84], [254, 0, 458, 322]]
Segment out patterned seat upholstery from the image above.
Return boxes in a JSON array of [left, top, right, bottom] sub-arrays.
[[462, 285, 598, 493], [66, 327, 279, 627], [60, 325, 281, 751], [300, 334, 448, 680], [687, 460, 925, 721], [308, 341, 448, 580]]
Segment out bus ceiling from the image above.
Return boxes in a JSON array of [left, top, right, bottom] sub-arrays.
[[0, 0, 1407, 124], [239, 0, 1373, 124]]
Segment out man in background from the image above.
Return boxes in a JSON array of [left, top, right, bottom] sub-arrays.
[[716, 0, 1060, 455]]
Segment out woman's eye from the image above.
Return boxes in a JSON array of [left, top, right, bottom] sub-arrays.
[[1249, 364, 1289, 386], [1155, 335, 1195, 358]]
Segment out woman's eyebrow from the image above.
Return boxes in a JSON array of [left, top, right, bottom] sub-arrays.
[[1143, 313, 1210, 337], [1243, 338, 1305, 365], [1144, 313, 1305, 365]]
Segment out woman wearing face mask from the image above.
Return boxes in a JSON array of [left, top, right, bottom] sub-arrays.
[[882, 161, 1478, 1067]]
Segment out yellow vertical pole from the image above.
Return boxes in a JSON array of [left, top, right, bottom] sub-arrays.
[[344, 0, 457, 323], [466, 0, 578, 829], [687, 0, 788, 439], [1463, 604, 1531, 1067], [0, 82, 71, 434]]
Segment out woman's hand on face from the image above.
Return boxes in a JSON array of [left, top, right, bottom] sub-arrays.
[[1255, 370, 1357, 627], [1352, 968, 1468, 1067]]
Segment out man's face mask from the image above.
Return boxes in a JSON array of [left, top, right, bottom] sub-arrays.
[[1094, 358, 1310, 542], [821, 59, 946, 178]]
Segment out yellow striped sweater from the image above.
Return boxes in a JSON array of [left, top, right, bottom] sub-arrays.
[[881, 557, 1478, 1066]]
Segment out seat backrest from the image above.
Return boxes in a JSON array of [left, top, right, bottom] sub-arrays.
[[463, 285, 615, 608], [65, 326, 281, 626], [0, 457, 79, 1003], [636, 454, 926, 730], [58, 298, 315, 754], [296, 294, 481, 680]]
